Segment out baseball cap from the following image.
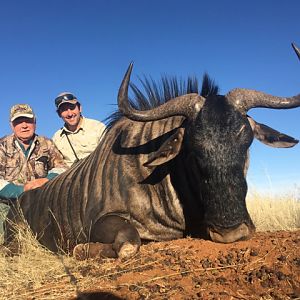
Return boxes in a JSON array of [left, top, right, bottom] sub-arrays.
[[55, 92, 78, 108], [10, 104, 35, 122]]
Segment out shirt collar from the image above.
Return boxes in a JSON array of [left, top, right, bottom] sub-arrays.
[[14, 134, 37, 155]]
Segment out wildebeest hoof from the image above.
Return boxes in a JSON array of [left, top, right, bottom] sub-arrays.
[[117, 242, 140, 260], [73, 242, 117, 260]]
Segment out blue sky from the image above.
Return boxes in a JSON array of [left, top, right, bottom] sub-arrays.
[[0, 0, 299, 195]]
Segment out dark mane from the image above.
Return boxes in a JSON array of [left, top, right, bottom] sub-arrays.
[[105, 73, 219, 128]]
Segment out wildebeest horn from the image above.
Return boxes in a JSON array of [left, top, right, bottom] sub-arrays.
[[225, 43, 300, 112], [118, 63, 205, 121], [226, 88, 300, 113], [292, 42, 300, 60]]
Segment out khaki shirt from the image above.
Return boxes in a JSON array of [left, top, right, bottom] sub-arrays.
[[52, 117, 106, 167], [0, 134, 67, 189]]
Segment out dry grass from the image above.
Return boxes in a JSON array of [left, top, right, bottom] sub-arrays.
[[246, 190, 300, 232], [0, 223, 76, 299], [0, 194, 299, 299]]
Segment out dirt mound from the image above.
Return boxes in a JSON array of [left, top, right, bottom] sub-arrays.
[[26, 230, 300, 300]]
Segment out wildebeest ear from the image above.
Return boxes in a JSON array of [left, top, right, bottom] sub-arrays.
[[247, 116, 299, 148], [144, 128, 185, 167]]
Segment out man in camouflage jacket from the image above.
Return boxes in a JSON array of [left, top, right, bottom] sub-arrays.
[[0, 104, 67, 237]]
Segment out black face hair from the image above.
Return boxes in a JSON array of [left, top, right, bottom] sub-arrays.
[[105, 73, 219, 129]]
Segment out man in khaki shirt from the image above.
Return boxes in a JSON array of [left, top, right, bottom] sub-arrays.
[[52, 92, 106, 167]]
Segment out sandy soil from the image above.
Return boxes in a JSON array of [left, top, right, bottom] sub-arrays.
[[25, 230, 300, 300]]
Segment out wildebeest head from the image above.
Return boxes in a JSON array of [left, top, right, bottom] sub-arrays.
[[117, 60, 300, 243]]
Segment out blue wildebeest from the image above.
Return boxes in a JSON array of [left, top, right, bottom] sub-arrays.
[[5, 52, 300, 259]]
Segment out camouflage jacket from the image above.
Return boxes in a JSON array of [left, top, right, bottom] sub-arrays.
[[0, 134, 67, 186]]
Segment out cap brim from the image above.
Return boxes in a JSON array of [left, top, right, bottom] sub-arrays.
[[11, 113, 35, 122]]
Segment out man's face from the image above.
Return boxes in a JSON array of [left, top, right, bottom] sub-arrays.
[[11, 117, 36, 143], [58, 103, 82, 129]]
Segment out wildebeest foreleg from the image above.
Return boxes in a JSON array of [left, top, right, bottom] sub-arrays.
[[73, 215, 141, 260]]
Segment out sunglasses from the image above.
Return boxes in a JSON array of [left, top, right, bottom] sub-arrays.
[[55, 94, 77, 107]]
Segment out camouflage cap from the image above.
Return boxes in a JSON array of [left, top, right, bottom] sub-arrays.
[[10, 104, 35, 122]]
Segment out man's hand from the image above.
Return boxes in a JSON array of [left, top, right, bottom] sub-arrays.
[[24, 178, 49, 191]]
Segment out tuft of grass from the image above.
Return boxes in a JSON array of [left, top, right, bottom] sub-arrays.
[[0, 220, 77, 299], [246, 190, 300, 232]]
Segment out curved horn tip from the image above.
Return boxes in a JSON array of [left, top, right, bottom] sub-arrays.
[[119, 62, 134, 90], [121, 62, 134, 82], [118, 62, 134, 110], [291, 42, 300, 60], [127, 61, 134, 74]]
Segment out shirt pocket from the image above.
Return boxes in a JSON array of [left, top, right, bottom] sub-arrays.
[[34, 155, 49, 177], [85, 133, 100, 148]]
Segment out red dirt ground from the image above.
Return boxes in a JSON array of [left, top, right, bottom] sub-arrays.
[[63, 230, 300, 300]]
